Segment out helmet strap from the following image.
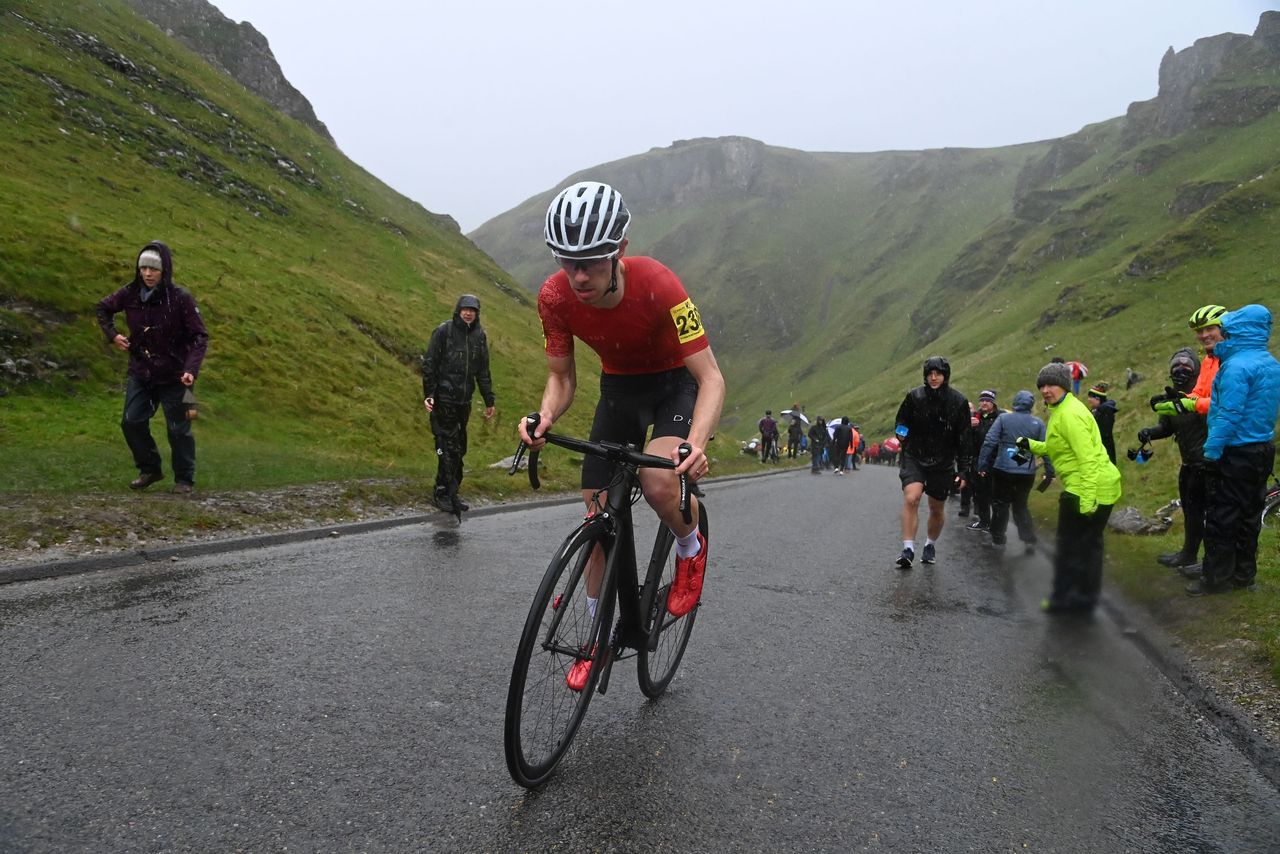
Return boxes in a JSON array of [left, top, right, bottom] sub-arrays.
[[605, 257, 620, 295]]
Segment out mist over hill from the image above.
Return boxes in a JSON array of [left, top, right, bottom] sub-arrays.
[[471, 12, 1280, 438]]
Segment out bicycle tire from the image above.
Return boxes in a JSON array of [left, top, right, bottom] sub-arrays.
[[1263, 492, 1280, 530], [504, 518, 616, 788], [637, 504, 706, 698]]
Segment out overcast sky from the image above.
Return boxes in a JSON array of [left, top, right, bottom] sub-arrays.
[[209, 1, 1275, 232]]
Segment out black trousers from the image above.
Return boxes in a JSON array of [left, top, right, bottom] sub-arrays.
[[1177, 464, 1209, 560], [1050, 492, 1114, 609], [1201, 442, 1274, 587], [430, 399, 472, 498], [122, 376, 195, 484], [989, 470, 1036, 545]]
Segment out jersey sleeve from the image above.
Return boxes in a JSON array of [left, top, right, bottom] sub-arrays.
[[537, 276, 574, 359], [652, 265, 710, 359]]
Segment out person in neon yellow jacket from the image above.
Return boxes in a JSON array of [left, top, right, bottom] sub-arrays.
[[1017, 362, 1122, 614]]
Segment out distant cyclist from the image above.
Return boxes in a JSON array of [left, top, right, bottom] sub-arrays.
[[519, 182, 725, 668]]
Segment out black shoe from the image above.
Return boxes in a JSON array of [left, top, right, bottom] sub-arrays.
[[1185, 580, 1232, 597], [1023, 542, 1036, 555], [454, 497, 470, 512], [1176, 563, 1204, 580], [896, 547, 914, 569], [957, 509, 970, 518], [921, 543, 936, 564], [1157, 551, 1198, 568], [130, 471, 163, 490], [433, 493, 456, 513], [965, 520, 988, 532], [1232, 580, 1257, 591]]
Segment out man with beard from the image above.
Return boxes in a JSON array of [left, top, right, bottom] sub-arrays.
[[893, 356, 972, 568]]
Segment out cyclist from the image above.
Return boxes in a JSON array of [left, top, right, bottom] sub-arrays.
[[1154, 304, 1226, 419], [518, 181, 725, 687], [893, 356, 972, 568]]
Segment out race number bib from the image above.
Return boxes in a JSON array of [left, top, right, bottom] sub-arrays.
[[669, 298, 706, 344]]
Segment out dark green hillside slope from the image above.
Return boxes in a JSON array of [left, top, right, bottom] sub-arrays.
[[472, 13, 1280, 446], [0, 1, 570, 493]]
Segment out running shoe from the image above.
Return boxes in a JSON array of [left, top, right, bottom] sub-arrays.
[[965, 520, 989, 532], [921, 543, 936, 564], [667, 530, 708, 617], [896, 547, 914, 569]]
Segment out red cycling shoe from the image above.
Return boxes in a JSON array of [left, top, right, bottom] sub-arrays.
[[667, 530, 708, 617], [565, 644, 597, 692]]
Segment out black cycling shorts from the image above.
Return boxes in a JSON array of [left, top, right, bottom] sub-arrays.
[[582, 367, 697, 489], [899, 455, 955, 502]]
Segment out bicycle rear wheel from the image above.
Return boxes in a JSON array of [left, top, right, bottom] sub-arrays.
[[1262, 491, 1280, 530], [504, 519, 615, 788], [637, 504, 706, 698]]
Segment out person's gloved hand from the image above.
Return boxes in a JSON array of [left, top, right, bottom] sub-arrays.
[[1077, 495, 1098, 516], [1153, 393, 1197, 416], [1015, 436, 1031, 451], [1137, 428, 1153, 445]]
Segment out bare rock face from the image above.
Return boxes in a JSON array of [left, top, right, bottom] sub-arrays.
[[122, 0, 334, 143]]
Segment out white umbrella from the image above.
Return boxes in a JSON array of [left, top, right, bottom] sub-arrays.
[[780, 409, 809, 426]]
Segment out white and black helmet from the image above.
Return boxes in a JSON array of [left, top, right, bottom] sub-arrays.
[[544, 181, 630, 259]]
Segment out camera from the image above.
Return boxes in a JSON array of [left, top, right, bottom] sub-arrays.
[[1126, 443, 1154, 464]]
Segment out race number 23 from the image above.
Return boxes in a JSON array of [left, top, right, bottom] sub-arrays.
[[669, 299, 706, 344]]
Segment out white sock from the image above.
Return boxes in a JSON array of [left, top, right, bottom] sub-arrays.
[[926, 538, 936, 547], [903, 540, 915, 552], [586, 596, 597, 619], [675, 529, 701, 559]]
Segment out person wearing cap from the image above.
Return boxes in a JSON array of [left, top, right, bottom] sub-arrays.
[[422, 294, 495, 514], [892, 356, 972, 569], [963, 389, 1001, 532], [1136, 348, 1209, 573], [1018, 362, 1122, 614], [95, 242, 209, 493], [758, 409, 779, 463], [978, 390, 1054, 553], [1189, 304, 1280, 596], [1085, 381, 1119, 464]]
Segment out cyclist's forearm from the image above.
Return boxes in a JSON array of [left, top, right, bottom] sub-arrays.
[[539, 366, 577, 423], [687, 373, 725, 449]]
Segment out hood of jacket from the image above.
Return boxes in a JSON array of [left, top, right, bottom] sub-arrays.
[[1215, 304, 1272, 362], [1012, 390, 1035, 412], [130, 241, 174, 289], [453, 294, 481, 329], [1097, 398, 1119, 415]]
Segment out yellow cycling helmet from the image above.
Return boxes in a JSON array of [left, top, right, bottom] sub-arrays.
[[1188, 304, 1227, 330]]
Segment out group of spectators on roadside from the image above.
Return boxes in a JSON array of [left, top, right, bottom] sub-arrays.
[[885, 302, 1279, 612]]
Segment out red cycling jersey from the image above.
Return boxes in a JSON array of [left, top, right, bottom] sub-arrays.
[[538, 256, 710, 375]]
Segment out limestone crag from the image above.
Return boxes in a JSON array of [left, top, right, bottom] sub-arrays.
[[122, 0, 333, 143]]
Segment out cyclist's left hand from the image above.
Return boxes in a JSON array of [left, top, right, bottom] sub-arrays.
[[676, 443, 710, 481]]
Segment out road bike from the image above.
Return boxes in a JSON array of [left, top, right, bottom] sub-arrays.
[[1263, 475, 1280, 530], [503, 414, 706, 788]]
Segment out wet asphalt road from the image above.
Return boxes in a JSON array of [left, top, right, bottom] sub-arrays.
[[2, 465, 1279, 853]]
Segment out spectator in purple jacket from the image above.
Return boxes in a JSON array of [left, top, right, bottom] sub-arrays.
[[96, 242, 209, 493]]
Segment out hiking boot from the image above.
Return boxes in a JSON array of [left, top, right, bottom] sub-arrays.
[[1176, 563, 1204, 580], [1185, 580, 1231, 597], [565, 644, 598, 692], [130, 471, 163, 490], [454, 497, 470, 512], [921, 543, 936, 564], [171, 482, 193, 495], [668, 530, 708, 617], [896, 547, 914, 569], [966, 520, 988, 532], [433, 491, 455, 513], [1157, 551, 1197, 568]]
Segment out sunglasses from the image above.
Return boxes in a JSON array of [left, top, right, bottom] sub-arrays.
[[555, 253, 616, 273]]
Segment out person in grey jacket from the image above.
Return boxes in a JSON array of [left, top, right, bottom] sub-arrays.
[[978, 389, 1055, 552], [422, 294, 495, 514]]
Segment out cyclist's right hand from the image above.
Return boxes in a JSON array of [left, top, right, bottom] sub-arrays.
[[517, 411, 552, 450]]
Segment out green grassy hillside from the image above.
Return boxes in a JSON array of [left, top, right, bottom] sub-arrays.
[[0, 0, 619, 497]]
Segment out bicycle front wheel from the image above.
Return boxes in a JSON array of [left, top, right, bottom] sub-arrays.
[[637, 505, 706, 698], [1263, 492, 1280, 530], [504, 518, 614, 788]]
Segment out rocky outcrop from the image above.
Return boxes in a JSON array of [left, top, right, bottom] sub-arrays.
[[1122, 11, 1280, 144], [123, 0, 333, 143]]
